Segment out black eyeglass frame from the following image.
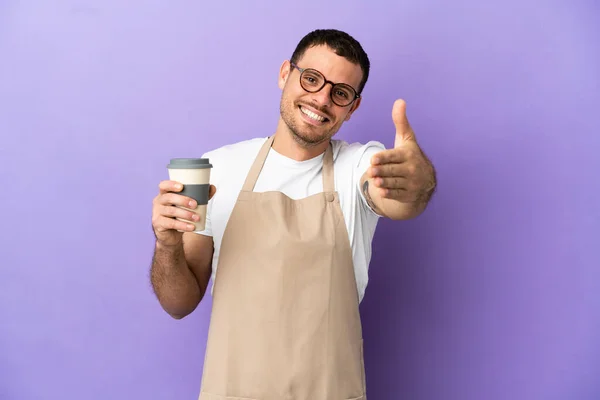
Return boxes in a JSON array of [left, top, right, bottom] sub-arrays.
[[290, 62, 361, 107]]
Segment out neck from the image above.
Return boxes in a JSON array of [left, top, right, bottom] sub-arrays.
[[271, 119, 330, 161]]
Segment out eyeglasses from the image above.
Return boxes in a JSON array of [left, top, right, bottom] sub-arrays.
[[290, 63, 360, 107]]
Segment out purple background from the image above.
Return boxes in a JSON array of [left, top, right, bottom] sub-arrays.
[[1, 1, 599, 399]]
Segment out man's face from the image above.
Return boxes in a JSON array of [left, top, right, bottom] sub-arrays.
[[278, 45, 363, 147]]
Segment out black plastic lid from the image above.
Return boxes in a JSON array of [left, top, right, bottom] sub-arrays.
[[167, 158, 212, 169]]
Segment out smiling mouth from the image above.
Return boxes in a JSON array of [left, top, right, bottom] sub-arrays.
[[299, 105, 329, 123]]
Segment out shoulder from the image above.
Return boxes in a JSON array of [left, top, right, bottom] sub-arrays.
[[201, 137, 267, 162], [201, 137, 267, 183], [331, 139, 387, 167]]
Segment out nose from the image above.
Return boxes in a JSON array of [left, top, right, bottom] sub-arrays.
[[310, 83, 333, 107]]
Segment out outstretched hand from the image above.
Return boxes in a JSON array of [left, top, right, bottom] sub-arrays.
[[367, 99, 436, 204]]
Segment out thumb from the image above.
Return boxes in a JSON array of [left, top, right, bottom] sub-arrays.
[[392, 99, 415, 147]]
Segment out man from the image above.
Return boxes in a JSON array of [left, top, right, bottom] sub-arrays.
[[150, 29, 436, 400]]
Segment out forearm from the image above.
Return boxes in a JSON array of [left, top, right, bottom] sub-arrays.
[[150, 241, 202, 319]]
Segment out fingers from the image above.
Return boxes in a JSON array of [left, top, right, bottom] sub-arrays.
[[156, 192, 198, 209], [152, 201, 197, 233], [152, 180, 217, 236], [159, 181, 217, 202], [159, 180, 183, 194], [153, 212, 197, 233], [154, 180, 196, 234], [153, 194, 198, 231], [372, 176, 409, 190], [372, 145, 422, 166], [161, 204, 200, 222], [153, 180, 216, 234], [376, 188, 418, 202], [368, 163, 415, 194], [371, 149, 407, 165], [152, 201, 200, 233], [368, 163, 409, 178]]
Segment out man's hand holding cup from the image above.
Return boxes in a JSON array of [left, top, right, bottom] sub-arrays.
[[152, 158, 215, 247]]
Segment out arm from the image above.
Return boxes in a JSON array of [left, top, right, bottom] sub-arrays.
[[150, 179, 217, 320], [150, 232, 214, 319], [359, 99, 437, 220]]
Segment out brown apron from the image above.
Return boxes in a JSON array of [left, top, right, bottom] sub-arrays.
[[198, 135, 366, 400]]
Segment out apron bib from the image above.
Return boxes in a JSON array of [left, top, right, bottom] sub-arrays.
[[198, 135, 366, 400]]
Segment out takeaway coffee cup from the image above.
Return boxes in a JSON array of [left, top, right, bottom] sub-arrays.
[[167, 158, 213, 232]]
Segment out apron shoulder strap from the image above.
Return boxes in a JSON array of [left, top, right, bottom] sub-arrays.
[[242, 136, 275, 192], [241, 135, 335, 194]]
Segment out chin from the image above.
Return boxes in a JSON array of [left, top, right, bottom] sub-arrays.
[[290, 127, 332, 147], [280, 99, 338, 146]]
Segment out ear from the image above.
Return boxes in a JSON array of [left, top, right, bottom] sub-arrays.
[[278, 60, 291, 90], [344, 96, 362, 121]]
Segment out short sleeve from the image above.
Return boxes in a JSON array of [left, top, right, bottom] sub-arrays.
[[354, 141, 386, 217]]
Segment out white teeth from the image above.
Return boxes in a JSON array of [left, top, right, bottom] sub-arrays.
[[300, 106, 325, 122]]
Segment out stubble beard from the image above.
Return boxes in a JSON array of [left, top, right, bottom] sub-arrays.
[[279, 97, 340, 149]]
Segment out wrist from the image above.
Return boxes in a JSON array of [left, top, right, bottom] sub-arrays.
[[362, 178, 383, 215], [155, 239, 183, 253]]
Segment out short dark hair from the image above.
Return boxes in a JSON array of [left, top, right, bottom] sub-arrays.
[[289, 29, 370, 94]]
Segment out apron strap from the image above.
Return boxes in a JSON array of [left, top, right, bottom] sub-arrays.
[[242, 135, 335, 193], [242, 136, 275, 192], [322, 142, 335, 193]]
